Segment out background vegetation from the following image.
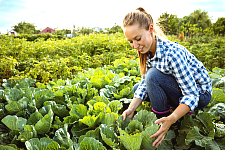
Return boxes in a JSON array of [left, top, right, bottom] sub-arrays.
[[0, 9, 224, 150]]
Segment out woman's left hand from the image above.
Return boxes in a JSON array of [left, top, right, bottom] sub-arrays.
[[149, 116, 175, 147]]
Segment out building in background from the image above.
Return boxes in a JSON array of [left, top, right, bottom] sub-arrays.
[[38, 27, 55, 34], [8, 29, 18, 35]]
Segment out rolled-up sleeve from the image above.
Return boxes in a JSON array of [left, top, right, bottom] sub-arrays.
[[134, 77, 147, 100]]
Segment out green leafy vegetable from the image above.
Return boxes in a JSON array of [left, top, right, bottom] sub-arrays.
[[53, 124, 73, 149], [27, 111, 43, 125], [5, 97, 29, 113], [79, 115, 99, 128], [79, 137, 107, 150], [107, 100, 123, 113], [78, 127, 103, 145], [208, 103, 225, 121], [185, 126, 214, 147], [99, 124, 119, 149], [44, 101, 69, 118], [214, 123, 225, 138], [125, 120, 143, 135], [140, 125, 159, 150], [69, 104, 87, 119], [34, 107, 53, 134], [116, 115, 131, 130], [133, 110, 157, 128], [1, 115, 27, 130], [25, 137, 60, 150], [101, 113, 118, 126], [210, 88, 225, 106], [18, 125, 37, 142], [118, 128, 143, 150], [5, 88, 22, 102], [34, 90, 55, 108], [71, 122, 89, 137]]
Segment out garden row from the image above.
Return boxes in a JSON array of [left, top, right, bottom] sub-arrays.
[[0, 33, 63, 42], [0, 33, 136, 85], [1, 33, 224, 86], [0, 59, 224, 149]]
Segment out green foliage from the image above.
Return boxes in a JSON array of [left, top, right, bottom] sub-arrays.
[[0, 64, 224, 149], [2, 33, 63, 41], [76, 26, 94, 35], [213, 17, 225, 36], [209, 67, 225, 92], [79, 137, 107, 150], [18, 125, 37, 142], [99, 124, 119, 149], [53, 124, 73, 149], [12, 21, 39, 34], [25, 137, 60, 150], [34, 106, 53, 134], [105, 23, 123, 34], [2, 115, 27, 130], [157, 12, 179, 35], [0, 33, 135, 84], [179, 9, 212, 37], [118, 129, 143, 150], [0, 30, 225, 149]]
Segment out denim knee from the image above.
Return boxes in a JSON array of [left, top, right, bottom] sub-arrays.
[[145, 68, 160, 85]]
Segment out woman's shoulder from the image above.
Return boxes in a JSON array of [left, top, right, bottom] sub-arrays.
[[159, 38, 179, 48], [159, 38, 186, 52]]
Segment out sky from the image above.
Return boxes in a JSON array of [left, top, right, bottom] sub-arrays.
[[0, 0, 225, 34]]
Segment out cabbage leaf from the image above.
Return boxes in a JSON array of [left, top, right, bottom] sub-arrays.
[[2, 115, 27, 131], [79, 137, 107, 150]]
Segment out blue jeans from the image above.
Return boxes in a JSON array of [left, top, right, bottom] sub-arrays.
[[133, 68, 211, 114]]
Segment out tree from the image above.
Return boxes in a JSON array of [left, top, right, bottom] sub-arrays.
[[213, 17, 225, 36], [190, 9, 212, 29], [12, 21, 38, 34], [157, 12, 179, 35], [105, 23, 123, 34], [180, 10, 212, 32], [76, 27, 94, 35]]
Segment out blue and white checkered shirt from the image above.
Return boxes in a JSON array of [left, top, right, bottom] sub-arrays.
[[134, 37, 212, 111]]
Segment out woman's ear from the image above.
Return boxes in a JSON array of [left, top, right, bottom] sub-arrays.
[[149, 24, 154, 33]]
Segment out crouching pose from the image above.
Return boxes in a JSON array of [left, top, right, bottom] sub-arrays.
[[122, 7, 212, 147]]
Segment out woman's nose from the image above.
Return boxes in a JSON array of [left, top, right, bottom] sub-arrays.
[[133, 41, 139, 49]]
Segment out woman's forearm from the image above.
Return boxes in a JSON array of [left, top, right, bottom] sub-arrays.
[[168, 103, 191, 123], [128, 98, 143, 111]]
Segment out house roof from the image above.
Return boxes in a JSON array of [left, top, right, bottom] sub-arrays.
[[38, 27, 55, 34], [8, 29, 17, 33]]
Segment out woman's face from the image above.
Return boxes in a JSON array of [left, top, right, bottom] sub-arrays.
[[124, 24, 154, 54]]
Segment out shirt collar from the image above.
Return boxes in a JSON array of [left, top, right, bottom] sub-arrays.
[[148, 36, 164, 60]]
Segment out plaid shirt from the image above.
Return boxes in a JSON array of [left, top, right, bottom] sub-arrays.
[[134, 37, 212, 111]]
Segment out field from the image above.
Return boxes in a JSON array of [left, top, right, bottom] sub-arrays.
[[0, 33, 225, 150]]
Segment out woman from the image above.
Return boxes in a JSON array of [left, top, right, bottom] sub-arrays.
[[122, 7, 212, 148]]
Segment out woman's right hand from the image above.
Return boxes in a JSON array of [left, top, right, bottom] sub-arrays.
[[122, 109, 135, 121]]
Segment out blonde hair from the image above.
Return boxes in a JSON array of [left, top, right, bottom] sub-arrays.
[[123, 7, 166, 76]]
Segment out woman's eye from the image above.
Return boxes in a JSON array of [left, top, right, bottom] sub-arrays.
[[129, 41, 133, 43], [137, 38, 141, 41]]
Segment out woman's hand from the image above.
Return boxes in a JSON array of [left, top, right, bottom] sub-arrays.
[[149, 104, 190, 147], [149, 115, 175, 147], [122, 98, 143, 121], [122, 109, 135, 121]]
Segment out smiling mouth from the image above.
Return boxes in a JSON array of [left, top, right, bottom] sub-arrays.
[[138, 47, 143, 52]]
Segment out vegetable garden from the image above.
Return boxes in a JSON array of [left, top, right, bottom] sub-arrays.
[[0, 33, 225, 150]]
